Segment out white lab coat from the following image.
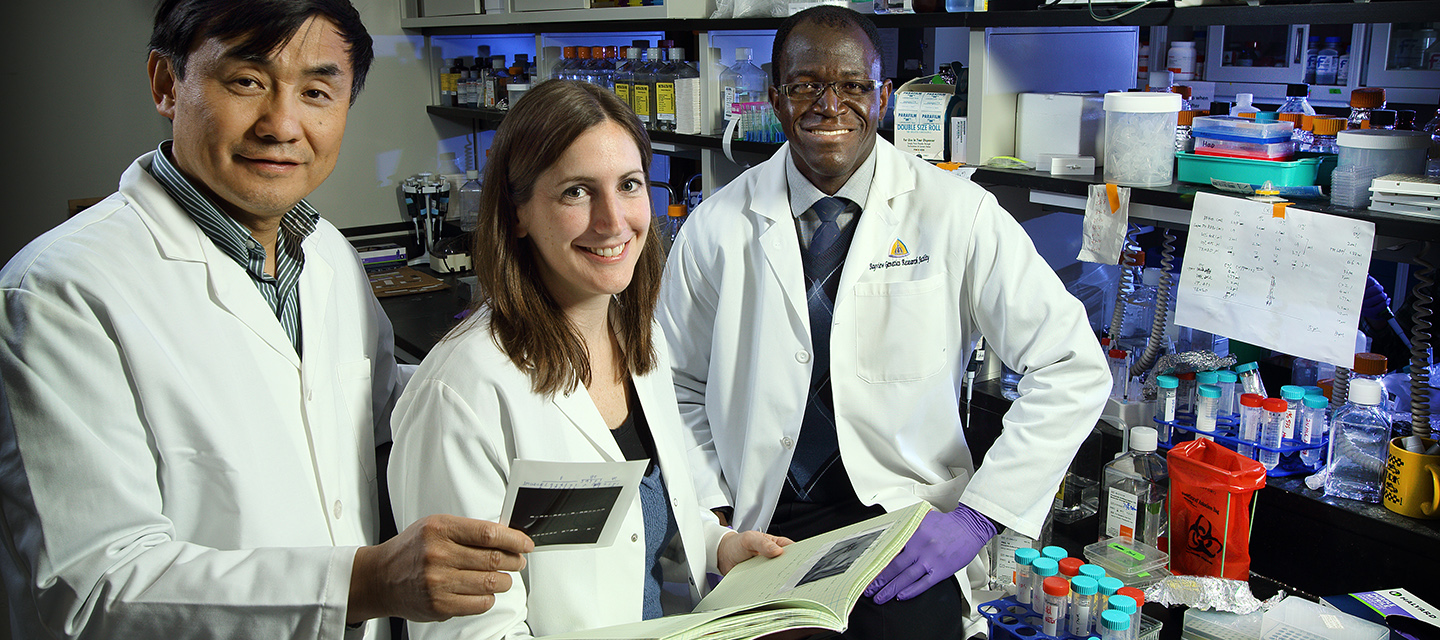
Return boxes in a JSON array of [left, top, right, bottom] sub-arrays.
[[0, 152, 405, 640], [389, 311, 732, 640], [657, 139, 1110, 613]]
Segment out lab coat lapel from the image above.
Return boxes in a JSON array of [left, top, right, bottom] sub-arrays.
[[552, 387, 625, 462], [125, 154, 300, 368], [751, 147, 808, 325], [838, 141, 915, 297], [298, 243, 334, 361]]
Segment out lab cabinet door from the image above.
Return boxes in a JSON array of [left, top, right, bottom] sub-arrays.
[[1363, 23, 1440, 90], [1204, 24, 1309, 84]]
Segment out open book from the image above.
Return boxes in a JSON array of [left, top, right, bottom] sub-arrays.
[[538, 501, 933, 640]]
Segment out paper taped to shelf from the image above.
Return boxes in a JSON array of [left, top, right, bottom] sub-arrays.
[[1174, 192, 1374, 369]]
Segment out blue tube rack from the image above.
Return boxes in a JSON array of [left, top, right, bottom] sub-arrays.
[[979, 596, 1162, 640], [1151, 411, 1327, 477]]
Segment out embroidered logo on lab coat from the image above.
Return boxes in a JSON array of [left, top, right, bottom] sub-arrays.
[[888, 239, 909, 258], [869, 239, 929, 270]]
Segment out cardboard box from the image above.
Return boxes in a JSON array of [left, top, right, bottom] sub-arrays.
[[1015, 92, 1106, 166]]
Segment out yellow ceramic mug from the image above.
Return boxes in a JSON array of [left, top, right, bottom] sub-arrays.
[[1383, 437, 1440, 519]]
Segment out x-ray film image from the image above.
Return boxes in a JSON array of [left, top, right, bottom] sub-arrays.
[[508, 486, 623, 546], [796, 529, 884, 587]]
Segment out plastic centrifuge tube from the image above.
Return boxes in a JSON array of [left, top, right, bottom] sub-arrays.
[[1260, 397, 1288, 470], [1196, 384, 1221, 440], [1030, 557, 1059, 612], [1070, 576, 1100, 637], [1238, 393, 1264, 460], [1196, 370, 1219, 389], [1279, 385, 1306, 440], [1109, 349, 1130, 401], [1156, 375, 1179, 445], [1236, 362, 1265, 396], [1101, 610, 1132, 640], [1107, 595, 1137, 640], [1300, 394, 1328, 465], [1217, 370, 1239, 415], [1117, 587, 1146, 640], [1042, 577, 1070, 637], [1097, 576, 1123, 613], [1177, 372, 1197, 415], [1041, 546, 1067, 563], [1079, 564, 1107, 581], [1015, 547, 1040, 604]]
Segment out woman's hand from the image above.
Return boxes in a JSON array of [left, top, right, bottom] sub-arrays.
[[717, 530, 793, 574]]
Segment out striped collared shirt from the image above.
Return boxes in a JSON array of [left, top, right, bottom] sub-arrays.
[[146, 140, 317, 354]]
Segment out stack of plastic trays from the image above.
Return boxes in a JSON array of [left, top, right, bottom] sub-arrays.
[[1330, 164, 1376, 208]]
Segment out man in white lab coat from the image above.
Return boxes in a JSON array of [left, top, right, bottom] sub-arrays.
[[0, 1, 532, 638], [657, 6, 1110, 638]]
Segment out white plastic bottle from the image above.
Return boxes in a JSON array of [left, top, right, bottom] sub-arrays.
[[1100, 427, 1167, 547], [1230, 93, 1261, 117], [1315, 37, 1340, 85], [1324, 379, 1391, 503], [1167, 41, 1196, 81]]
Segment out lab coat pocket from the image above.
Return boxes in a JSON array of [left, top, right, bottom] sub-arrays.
[[338, 358, 377, 481], [853, 275, 949, 383]]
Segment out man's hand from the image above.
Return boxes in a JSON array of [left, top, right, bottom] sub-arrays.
[[863, 504, 996, 604], [347, 514, 534, 624], [717, 530, 793, 574]]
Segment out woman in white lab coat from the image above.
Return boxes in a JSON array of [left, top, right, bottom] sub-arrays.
[[388, 80, 790, 640]]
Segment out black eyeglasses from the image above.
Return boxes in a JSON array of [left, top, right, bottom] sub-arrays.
[[777, 80, 882, 101]]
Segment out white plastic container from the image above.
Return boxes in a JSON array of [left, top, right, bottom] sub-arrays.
[[1336, 129, 1431, 178], [1103, 92, 1183, 187]]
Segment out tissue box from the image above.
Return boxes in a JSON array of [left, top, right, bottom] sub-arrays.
[[1015, 92, 1106, 166]]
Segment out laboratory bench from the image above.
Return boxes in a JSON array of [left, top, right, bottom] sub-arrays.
[[375, 263, 1440, 619]]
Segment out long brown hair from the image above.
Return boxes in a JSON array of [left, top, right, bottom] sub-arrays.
[[463, 79, 662, 397]]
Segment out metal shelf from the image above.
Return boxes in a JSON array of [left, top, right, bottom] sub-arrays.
[[405, 1, 1440, 33]]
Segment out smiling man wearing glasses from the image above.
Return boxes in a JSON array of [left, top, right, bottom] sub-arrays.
[[657, 6, 1110, 638]]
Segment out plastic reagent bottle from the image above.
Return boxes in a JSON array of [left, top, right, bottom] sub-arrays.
[[1236, 362, 1265, 396], [1348, 88, 1387, 130], [1196, 384, 1221, 440], [1312, 116, 1344, 153], [1260, 397, 1288, 470], [1042, 577, 1070, 637], [1155, 375, 1179, 444], [1324, 378, 1391, 503], [613, 46, 638, 107], [1101, 426, 1168, 547], [1216, 370, 1239, 415], [1238, 393, 1264, 460], [1315, 37, 1340, 85], [719, 48, 766, 130], [1070, 576, 1100, 637], [1300, 393, 1328, 466], [1279, 385, 1306, 440], [457, 170, 482, 233], [1304, 36, 1320, 84], [1230, 93, 1261, 118], [1015, 547, 1040, 603], [1101, 609, 1132, 640], [1279, 83, 1317, 119], [1030, 558, 1059, 612], [670, 47, 701, 135]]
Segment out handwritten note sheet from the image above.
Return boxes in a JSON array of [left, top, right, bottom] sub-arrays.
[[1175, 192, 1375, 369]]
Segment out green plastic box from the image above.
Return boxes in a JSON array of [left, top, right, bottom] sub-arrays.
[[1175, 152, 1337, 188]]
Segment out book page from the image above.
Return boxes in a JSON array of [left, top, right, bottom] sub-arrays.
[[695, 502, 931, 617]]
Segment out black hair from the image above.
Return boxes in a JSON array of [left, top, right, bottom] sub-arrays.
[[149, 0, 374, 104], [770, 5, 884, 86]]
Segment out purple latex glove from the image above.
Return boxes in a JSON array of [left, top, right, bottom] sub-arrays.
[[863, 503, 997, 604], [1361, 275, 1393, 322]]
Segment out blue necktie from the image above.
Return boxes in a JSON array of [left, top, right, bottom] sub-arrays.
[[789, 197, 853, 499]]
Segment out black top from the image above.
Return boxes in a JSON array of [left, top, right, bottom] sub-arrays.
[[610, 382, 658, 474]]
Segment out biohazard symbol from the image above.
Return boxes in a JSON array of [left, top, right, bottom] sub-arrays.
[[889, 239, 909, 258], [1186, 514, 1222, 559]]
